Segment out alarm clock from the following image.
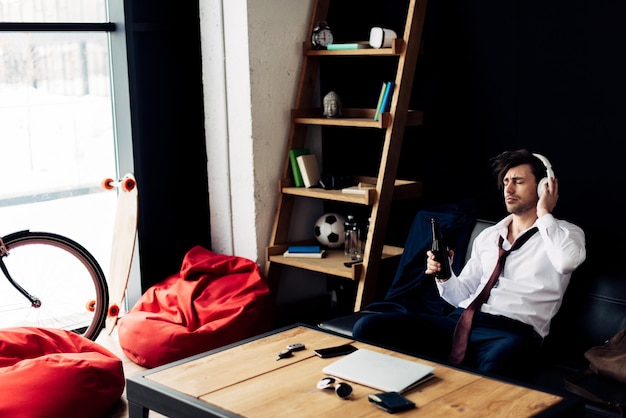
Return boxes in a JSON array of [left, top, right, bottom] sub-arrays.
[[311, 21, 334, 49]]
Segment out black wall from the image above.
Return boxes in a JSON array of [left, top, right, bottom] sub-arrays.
[[325, 0, 626, 263], [124, 0, 625, 290], [124, 0, 210, 289]]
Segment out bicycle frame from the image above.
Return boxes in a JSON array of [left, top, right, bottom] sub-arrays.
[[0, 235, 42, 308]]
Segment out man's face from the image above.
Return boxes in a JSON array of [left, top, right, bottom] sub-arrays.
[[502, 163, 538, 215]]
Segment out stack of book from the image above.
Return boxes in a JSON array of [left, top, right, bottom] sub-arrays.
[[341, 182, 376, 195], [288, 149, 321, 188], [283, 245, 326, 258], [288, 148, 310, 187], [374, 81, 395, 121]]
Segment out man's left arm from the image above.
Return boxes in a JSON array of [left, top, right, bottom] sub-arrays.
[[536, 214, 586, 274], [536, 176, 586, 273]]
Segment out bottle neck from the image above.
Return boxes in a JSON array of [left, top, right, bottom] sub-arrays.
[[431, 219, 440, 239]]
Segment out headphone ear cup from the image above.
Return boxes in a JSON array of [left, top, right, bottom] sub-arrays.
[[533, 153, 554, 198], [537, 177, 548, 197]]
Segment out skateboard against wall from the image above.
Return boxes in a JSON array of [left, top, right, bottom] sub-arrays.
[[102, 173, 138, 334]]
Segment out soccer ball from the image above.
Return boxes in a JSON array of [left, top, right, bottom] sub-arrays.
[[314, 213, 346, 248]]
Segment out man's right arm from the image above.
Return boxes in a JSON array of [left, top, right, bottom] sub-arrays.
[[429, 228, 492, 307]]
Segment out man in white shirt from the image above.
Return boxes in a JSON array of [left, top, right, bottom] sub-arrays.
[[352, 149, 586, 377]]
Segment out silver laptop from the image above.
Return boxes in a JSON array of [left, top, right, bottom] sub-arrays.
[[322, 348, 435, 393]]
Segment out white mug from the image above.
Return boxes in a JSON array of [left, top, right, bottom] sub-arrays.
[[369, 27, 397, 49]]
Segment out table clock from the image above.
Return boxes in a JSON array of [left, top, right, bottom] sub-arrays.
[[311, 21, 333, 49]]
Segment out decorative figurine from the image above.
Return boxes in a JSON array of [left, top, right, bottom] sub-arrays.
[[323, 91, 342, 118]]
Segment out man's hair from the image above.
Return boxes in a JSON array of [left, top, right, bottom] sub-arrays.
[[490, 149, 547, 190]]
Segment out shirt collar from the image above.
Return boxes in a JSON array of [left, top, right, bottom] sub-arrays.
[[495, 214, 538, 248]]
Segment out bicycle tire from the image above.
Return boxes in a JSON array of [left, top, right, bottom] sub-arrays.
[[0, 230, 108, 340]]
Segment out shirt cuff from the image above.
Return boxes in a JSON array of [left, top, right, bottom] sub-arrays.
[[536, 213, 556, 229]]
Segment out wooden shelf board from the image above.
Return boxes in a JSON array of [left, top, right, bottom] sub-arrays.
[[291, 109, 423, 128], [267, 245, 403, 280], [280, 177, 422, 204], [282, 186, 374, 205], [392, 179, 423, 200], [406, 110, 423, 126], [303, 38, 404, 56]]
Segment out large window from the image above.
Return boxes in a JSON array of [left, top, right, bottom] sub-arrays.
[[0, 0, 132, 287]]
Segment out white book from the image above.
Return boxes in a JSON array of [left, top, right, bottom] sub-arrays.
[[322, 348, 435, 393], [341, 183, 376, 195], [296, 154, 321, 188]]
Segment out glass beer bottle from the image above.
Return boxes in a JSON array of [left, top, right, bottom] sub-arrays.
[[430, 217, 451, 280]]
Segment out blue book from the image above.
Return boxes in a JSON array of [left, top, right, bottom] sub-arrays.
[[380, 81, 395, 114], [326, 42, 369, 50], [288, 245, 321, 253]]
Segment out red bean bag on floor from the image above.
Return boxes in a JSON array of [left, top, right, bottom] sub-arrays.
[[0, 327, 124, 418], [118, 245, 272, 368]]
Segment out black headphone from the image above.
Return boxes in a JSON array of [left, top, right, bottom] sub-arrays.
[[532, 153, 555, 198]]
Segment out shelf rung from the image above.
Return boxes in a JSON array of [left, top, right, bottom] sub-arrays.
[[280, 177, 422, 204], [291, 109, 423, 128], [303, 38, 405, 56], [267, 246, 403, 280]]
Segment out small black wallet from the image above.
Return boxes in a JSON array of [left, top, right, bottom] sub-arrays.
[[368, 392, 416, 413]]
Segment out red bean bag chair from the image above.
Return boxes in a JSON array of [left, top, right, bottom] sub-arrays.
[[0, 327, 124, 418], [118, 245, 272, 368]]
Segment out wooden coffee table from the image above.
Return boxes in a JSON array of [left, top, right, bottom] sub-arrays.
[[126, 324, 582, 417]]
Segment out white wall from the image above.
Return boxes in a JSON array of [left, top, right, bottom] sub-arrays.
[[199, 0, 328, 304], [199, 0, 313, 264]]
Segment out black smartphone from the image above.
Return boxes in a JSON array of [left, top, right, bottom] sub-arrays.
[[368, 392, 416, 414], [314, 344, 358, 358]]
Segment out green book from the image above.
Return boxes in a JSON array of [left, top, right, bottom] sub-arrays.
[[288, 148, 310, 187], [374, 82, 389, 121]]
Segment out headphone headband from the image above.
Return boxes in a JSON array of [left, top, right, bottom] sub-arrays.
[[532, 153, 555, 178]]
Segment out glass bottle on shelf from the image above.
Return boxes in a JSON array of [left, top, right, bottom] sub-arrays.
[[344, 215, 361, 260], [359, 217, 370, 259]]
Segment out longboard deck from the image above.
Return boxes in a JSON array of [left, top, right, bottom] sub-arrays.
[[104, 173, 138, 334]]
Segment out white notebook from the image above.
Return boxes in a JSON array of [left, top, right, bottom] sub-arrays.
[[322, 348, 435, 393]]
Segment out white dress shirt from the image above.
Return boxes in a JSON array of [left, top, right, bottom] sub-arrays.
[[437, 214, 586, 338]]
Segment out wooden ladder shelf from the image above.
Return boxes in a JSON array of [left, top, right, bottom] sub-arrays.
[[266, 0, 427, 313]]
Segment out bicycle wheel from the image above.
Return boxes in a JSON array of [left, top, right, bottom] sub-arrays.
[[0, 231, 108, 340]]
